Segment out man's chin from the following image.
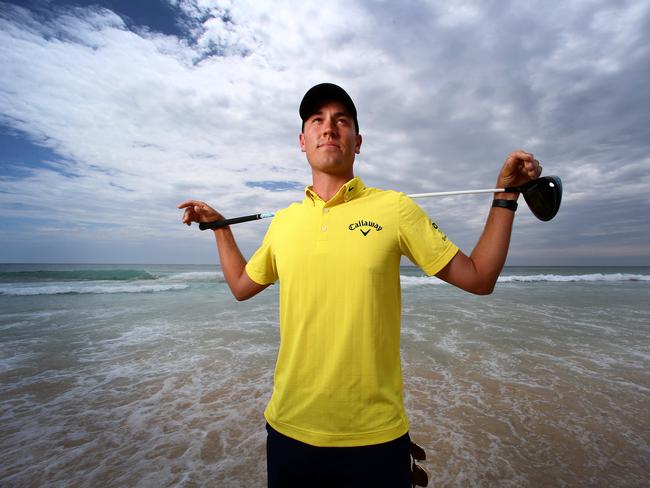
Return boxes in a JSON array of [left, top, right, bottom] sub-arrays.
[[310, 159, 352, 170]]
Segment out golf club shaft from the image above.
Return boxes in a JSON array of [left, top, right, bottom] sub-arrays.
[[198, 189, 507, 230], [408, 188, 505, 198], [196, 179, 554, 231]]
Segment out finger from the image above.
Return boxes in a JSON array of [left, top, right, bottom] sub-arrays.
[[521, 158, 532, 168], [182, 208, 196, 225], [509, 150, 534, 162], [177, 200, 199, 209], [528, 159, 542, 178], [505, 151, 533, 174], [522, 159, 535, 171]]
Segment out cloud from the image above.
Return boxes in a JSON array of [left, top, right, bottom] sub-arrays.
[[0, 0, 649, 263]]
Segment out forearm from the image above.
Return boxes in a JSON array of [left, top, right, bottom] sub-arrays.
[[437, 193, 517, 295], [213, 226, 250, 298], [468, 198, 517, 292]]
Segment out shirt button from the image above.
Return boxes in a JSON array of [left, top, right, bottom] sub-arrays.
[[323, 208, 330, 213], [321, 225, 327, 232]]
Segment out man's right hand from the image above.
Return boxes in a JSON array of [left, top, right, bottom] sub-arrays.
[[176, 198, 269, 300], [177, 200, 223, 226]]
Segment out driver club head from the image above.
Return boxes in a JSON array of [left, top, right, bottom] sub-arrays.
[[521, 176, 562, 221]]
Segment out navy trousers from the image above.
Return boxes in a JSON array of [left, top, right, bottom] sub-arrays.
[[266, 423, 412, 487]]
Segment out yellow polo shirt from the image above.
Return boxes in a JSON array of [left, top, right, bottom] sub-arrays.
[[245, 177, 458, 447]]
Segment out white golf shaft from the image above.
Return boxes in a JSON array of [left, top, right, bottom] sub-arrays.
[[407, 188, 504, 198], [200, 187, 508, 230], [198, 176, 564, 230]]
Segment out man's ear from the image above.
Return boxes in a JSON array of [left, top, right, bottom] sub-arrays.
[[299, 133, 306, 153], [355, 134, 362, 154]]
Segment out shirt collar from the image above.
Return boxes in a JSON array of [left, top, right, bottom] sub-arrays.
[[305, 176, 366, 206]]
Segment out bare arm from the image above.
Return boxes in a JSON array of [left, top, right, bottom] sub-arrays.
[[436, 150, 542, 295], [177, 200, 269, 301]]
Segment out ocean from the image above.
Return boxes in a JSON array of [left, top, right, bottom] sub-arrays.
[[1, 264, 648, 487]]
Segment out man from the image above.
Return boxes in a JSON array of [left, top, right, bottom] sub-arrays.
[[178, 83, 542, 487]]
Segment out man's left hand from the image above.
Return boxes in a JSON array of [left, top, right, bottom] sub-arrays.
[[496, 150, 543, 192]]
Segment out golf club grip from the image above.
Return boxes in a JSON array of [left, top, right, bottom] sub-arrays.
[[504, 176, 554, 193], [199, 214, 261, 230]]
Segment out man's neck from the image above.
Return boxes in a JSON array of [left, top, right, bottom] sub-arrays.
[[310, 170, 355, 202]]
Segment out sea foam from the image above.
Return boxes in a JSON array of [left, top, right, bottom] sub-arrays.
[[400, 272, 650, 286], [497, 273, 650, 283], [0, 283, 188, 296]]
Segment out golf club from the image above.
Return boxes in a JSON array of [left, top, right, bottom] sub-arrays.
[[198, 175, 562, 230]]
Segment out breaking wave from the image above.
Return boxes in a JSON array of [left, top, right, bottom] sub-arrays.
[[0, 269, 224, 296], [498, 273, 650, 283], [400, 272, 650, 287], [0, 283, 189, 296], [0, 269, 156, 283]]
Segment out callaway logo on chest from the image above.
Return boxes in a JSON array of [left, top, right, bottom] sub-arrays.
[[348, 219, 383, 236]]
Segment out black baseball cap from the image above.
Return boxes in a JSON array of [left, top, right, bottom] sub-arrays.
[[299, 83, 359, 133]]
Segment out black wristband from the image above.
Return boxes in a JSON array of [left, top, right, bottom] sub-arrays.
[[492, 199, 518, 211]]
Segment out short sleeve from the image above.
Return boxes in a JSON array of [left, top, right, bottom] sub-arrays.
[[245, 218, 279, 285], [398, 194, 459, 276]]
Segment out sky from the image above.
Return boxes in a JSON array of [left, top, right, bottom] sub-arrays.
[[1, 0, 649, 265]]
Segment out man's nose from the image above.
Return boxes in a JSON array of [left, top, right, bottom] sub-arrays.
[[322, 118, 337, 136]]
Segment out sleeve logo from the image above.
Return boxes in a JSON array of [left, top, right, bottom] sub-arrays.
[[431, 220, 448, 241]]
